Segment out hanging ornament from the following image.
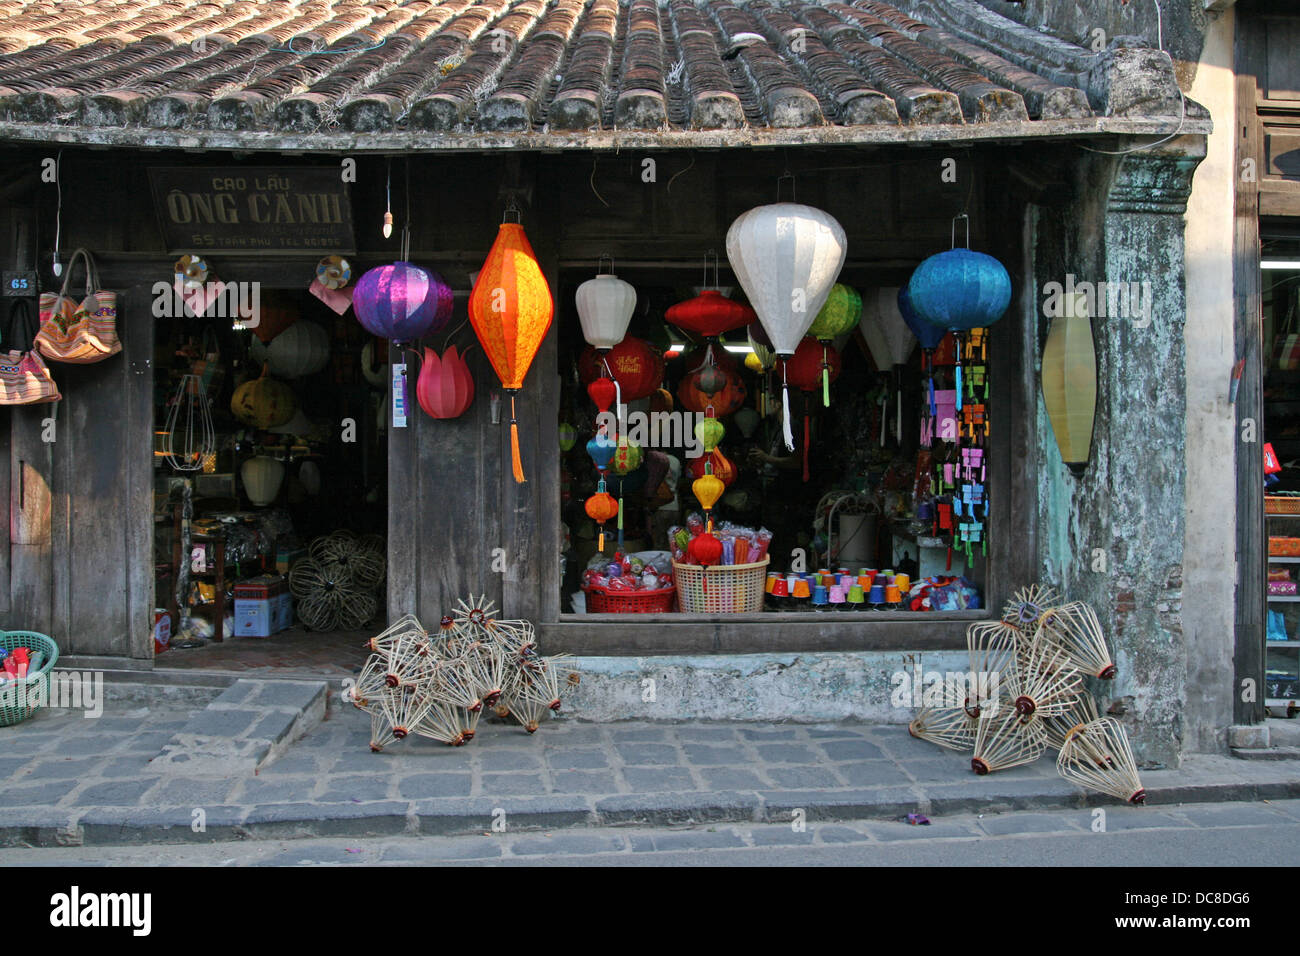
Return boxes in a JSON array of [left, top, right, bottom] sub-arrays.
[[577, 337, 664, 401], [610, 437, 643, 550], [733, 406, 760, 439], [584, 486, 620, 553], [249, 319, 330, 378], [808, 283, 861, 406], [315, 255, 352, 290], [688, 447, 738, 487], [415, 344, 475, 420], [586, 430, 616, 475], [666, 251, 756, 342], [353, 262, 454, 344], [650, 387, 674, 414], [587, 376, 617, 414], [688, 530, 723, 567], [1041, 290, 1097, 476], [469, 209, 555, 483], [694, 415, 725, 453], [692, 472, 725, 530], [782, 337, 841, 481], [558, 422, 578, 452], [677, 347, 747, 416], [382, 158, 394, 238], [575, 258, 637, 352], [859, 287, 917, 447], [162, 374, 215, 472], [727, 200, 847, 451]]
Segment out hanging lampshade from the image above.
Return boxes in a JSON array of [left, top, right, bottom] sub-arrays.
[[746, 322, 776, 370], [692, 474, 725, 529], [416, 345, 475, 420], [587, 431, 616, 473], [688, 448, 738, 487], [898, 285, 945, 351], [782, 337, 841, 392], [162, 374, 215, 472], [241, 455, 285, 507], [688, 531, 723, 568], [1041, 291, 1097, 476], [666, 289, 755, 340], [726, 202, 847, 450], [808, 284, 861, 341], [469, 220, 554, 483], [230, 364, 296, 428], [360, 339, 388, 389], [611, 437, 643, 476], [733, 406, 760, 439], [558, 422, 578, 451], [250, 319, 330, 379], [677, 364, 747, 416], [650, 387, 674, 414], [694, 416, 725, 453], [907, 248, 1011, 334], [354, 262, 454, 343], [860, 288, 916, 370], [587, 376, 617, 414], [584, 489, 620, 552], [578, 337, 664, 401], [576, 272, 637, 351]]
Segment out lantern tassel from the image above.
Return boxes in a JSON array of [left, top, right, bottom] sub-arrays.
[[509, 394, 525, 483], [781, 366, 794, 452], [822, 344, 830, 407], [598, 527, 605, 552], [617, 494, 625, 550]]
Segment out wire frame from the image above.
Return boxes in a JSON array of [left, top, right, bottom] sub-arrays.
[[965, 621, 1023, 717], [412, 699, 469, 746], [1057, 717, 1145, 804], [365, 613, 428, 656], [162, 374, 216, 472], [971, 702, 1048, 775], [368, 709, 397, 752], [378, 683, 436, 742], [1001, 584, 1061, 629], [909, 706, 977, 752], [1007, 638, 1083, 720], [1036, 601, 1116, 679], [1041, 690, 1101, 751], [348, 653, 392, 709]]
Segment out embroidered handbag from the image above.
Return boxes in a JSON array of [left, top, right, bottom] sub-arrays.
[[0, 300, 61, 404], [35, 247, 120, 363]]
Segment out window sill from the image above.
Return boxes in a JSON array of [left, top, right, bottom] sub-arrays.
[[542, 610, 988, 656]]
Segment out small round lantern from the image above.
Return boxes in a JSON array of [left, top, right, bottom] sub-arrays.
[[354, 261, 454, 344], [575, 269, 637, 352], [578, 337, 664, 401], [250, 319, 330, 379]]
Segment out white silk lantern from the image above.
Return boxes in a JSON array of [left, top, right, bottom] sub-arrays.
[[860, 287, 917, 444], [575, 272, 637, 352], [241, 455, 285, 507], [726, 203, 847, 449], [250, 319, 330, 378]]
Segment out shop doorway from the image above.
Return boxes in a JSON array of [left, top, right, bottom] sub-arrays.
[[150, 283, 388, 677]]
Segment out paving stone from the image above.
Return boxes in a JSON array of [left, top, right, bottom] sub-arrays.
[[211, 682, 259, 705], [901, 757, 974, 783], [761, 787, 920, 821], [259, 754, 324, 775], [739, 727, 804, 740], [510, 833, 626, 856], [1081, 807, 1188, 832], [551, 770, 620, 793], [72, 778, 157, 807], [148, 777, 237, 806], [20, 756, 101, 780], [480, 773, 549, 796], [629, 828, 748, 851], [621, 766, 698, 792], [753, 743, 819, 764], [608, 727, 671, 743], [976, 812, 1082, 836], [0, 756, 34, 780], [595, 790, 760, 827], [397, 773, 473, 799], [747, 825, 817, 846], [119, 731, 182, 752], [869, 731, 945, 758], [807, 726, 872, 739], [546, 749, 610, 770], [380, 837, 504, 861], [1175, 803, 1293, 828], [818, 739, 889, 761], [47, 735, 125, 756], [249, 712, 299, 747], [701, 767, 767, 790], [317, 774, 394, 803], [863, 820, 982, 841], [766, 766, 843, 789], [2, 779, 81, 805], [96, 755, 160, 778], [682, 744, 749, 765], [615, 743, 680, 766], [674, 726, 739, 743], [815, 824, 873, 844], [835, 760, 914, 787], [413, 795, 593, 835], [246, 680, 326, 711], [235, 776, 318, 804], [476, 750, 544, 772], [181, 708, 261, 738]]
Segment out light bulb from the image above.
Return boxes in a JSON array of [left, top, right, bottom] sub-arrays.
[[382, 211, 393, 239]]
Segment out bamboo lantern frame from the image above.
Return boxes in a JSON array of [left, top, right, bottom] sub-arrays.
[[1008, 639, 1083, 720], [909, 706, 978, 752], [1042, 690, 1101, 751], [1035, 601, 1117, 680], [966, 621, 1023, 717], [1057, 717, 1146, 804], [1001, 584, 1061, 630], [971, 702, 1048, 775]]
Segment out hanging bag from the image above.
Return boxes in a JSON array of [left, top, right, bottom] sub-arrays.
[[0, 299, 61, 405], [35, 247, 120, 363]]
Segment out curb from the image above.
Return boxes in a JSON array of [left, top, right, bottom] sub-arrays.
[[4, 775, 1299, 848]]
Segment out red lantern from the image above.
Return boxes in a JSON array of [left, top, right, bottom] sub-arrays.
[[677, 366, 747, 416], [688, 532, 723, 568], [416, 345, 475, 420], [688, 448, 737, 487], [578, 337, 664, 401], [782, 337, 842, 392], [666, 290, 756, 339], [587, 376, 617, 414]]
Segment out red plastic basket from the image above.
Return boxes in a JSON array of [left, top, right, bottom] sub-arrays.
[[584, 584, 677, 613]]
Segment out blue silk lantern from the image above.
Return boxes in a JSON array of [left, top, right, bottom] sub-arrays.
[[587, 431, 616, 474], [353, 262, 454, 344]]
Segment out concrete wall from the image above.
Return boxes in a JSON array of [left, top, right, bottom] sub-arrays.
[[1181, 10, 1238, 754]]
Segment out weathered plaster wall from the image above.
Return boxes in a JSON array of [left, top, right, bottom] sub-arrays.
[[1180, 11, 1236, 754], [564, 651, 969, 723]]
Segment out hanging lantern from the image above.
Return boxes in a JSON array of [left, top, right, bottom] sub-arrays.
[[694, 415, 725, 453], [666, 289, 756, 340], [782, 338, 841, 482], [587, 431, 616, 474], [469, 219, 554, 483], [746, 321, 776, 370], [611, 437, 643, 476], [354, 262, 454, 343], [578, 337, 664, 401], [808, 283, 861, 406], [299, 459, 322, 496], [576, 269, 637, 352], [558, 422, 578, 452], [860, 288, 918, 447], [584, 488, 620, 552], [677, 365, 747, 416], [250, 319, 330, 379], [162, 374, 215, 472], [241, 455, 285, 507], [587, 376, 617, 414], [650, 387, 673, 414], [692, 473, 725, 531], [733, 406, 760, 439], [688, 448, 738, 487], [899, 285, 943, 438], [727, 203, 847, 451], [230, 364, 296, 428], [1041, 291, 1097, 476], [415, 345, 475, 420]]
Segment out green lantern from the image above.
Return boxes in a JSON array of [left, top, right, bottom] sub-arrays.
[[611, 437, 643, 476], [558, 422, 578, 452], [807, 284, 861, 406], [694, 416, 725, 454]]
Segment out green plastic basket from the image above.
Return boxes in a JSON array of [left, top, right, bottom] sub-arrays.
[[0, 631, 60, 727]]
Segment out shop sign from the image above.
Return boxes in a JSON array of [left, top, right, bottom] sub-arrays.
[[148, 167, 355, 253]]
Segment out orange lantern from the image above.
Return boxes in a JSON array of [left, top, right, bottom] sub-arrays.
[[585, 488, 620, 552], [688, 448, 737, 487], [469, 217, 554, 483], [692, 473, 725, 531], [677, 365, 747, 416]]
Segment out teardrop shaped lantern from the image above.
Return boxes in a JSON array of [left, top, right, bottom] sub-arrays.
[[587, 376, 617, 414], [576, 268, 637, 352], [808, 284, 861, 406], [587, 431, 616, 475], [469, 216, 555, 483], [860, 288, 917, 449], [250, 319, 331, 379], [694, 416, 725, 454], [692, 473, 725, 531], [354, 262, 454, 344], [558, 422, 578, 451], [416, 345, 475, 420], [1041, 291, 1097, 476], [726, 203, 847, 451], [241, 455, 285, 507], [688, 447, 738, 487]]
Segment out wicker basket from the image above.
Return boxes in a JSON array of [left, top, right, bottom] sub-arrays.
[[1267, 495, 1300, 515], [0, 630, 60, 728], [584, 584, 677, 613], [673, 557, 770, 613]]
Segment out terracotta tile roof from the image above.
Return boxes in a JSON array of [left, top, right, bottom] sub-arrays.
[[0, 0, 1202, 148]]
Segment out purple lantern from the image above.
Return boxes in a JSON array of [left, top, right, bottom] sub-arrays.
[[353, 262, 453, 343]]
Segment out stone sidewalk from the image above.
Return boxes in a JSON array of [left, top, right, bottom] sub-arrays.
[[2, 680, 1300, 847]]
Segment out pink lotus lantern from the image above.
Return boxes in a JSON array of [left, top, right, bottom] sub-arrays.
[[416, 345, 475, 420], [353, 262, 454, 344]]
